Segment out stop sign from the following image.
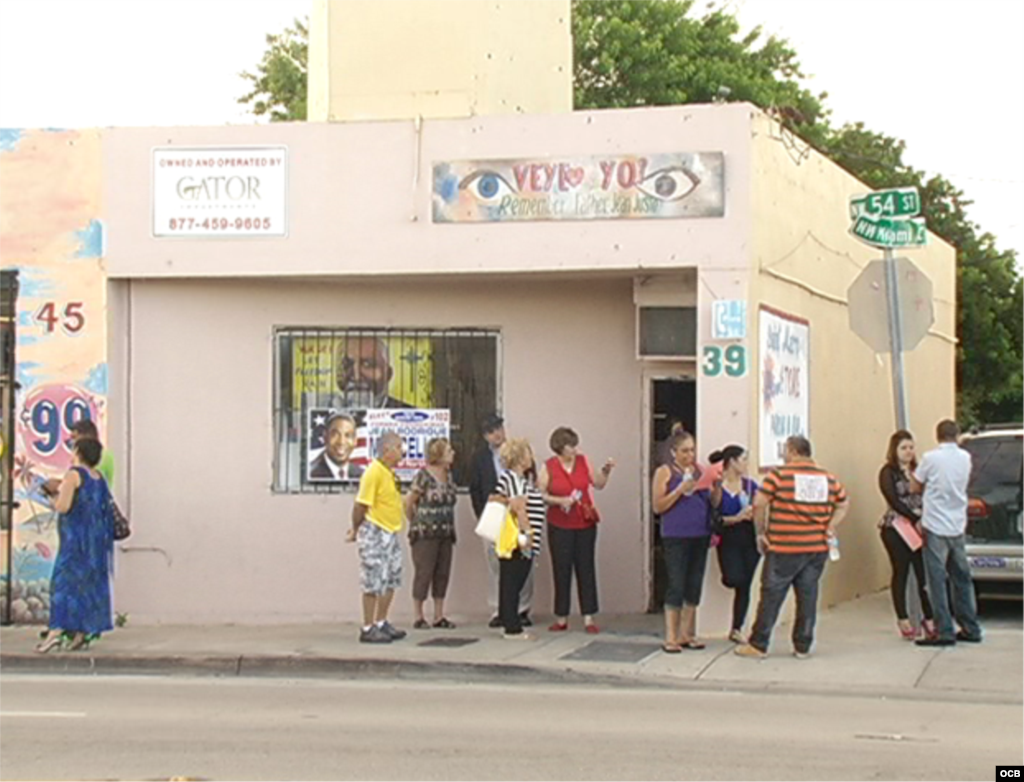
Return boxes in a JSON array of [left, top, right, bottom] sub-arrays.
[[848, 257, 935, 353]]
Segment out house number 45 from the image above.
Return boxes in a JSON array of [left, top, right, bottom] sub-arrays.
[[702, 344, 747, 378]]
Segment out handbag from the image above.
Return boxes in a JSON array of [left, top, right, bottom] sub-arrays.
[[112, 499, 131, 541], [474, 500, 507, 543], [494, 509, 521, 560]]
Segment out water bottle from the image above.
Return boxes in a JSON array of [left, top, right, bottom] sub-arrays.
[[828, 533, 841, 562]]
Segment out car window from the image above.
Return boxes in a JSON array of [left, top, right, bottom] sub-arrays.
[[962, 436, 1023, 494]]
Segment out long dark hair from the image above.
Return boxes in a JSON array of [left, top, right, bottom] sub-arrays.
[[709, 444, 745, 470], [885, 430, 917, 471]]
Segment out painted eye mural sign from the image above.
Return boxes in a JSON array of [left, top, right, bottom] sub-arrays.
[[759, 307, 810, 469], [432, 152, 725, 223], [152, 146, 288, 237], [306, 407, 450, 485], [1, 128, 107, 625]]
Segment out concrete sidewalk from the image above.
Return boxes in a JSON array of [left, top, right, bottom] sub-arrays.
[[2, 592, 1020, 704]]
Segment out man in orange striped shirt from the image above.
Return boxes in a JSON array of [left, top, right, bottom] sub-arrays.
[[735, 435, 850, 659]]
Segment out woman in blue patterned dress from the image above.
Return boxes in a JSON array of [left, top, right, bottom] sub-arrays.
[[35, 438, 114, 653]]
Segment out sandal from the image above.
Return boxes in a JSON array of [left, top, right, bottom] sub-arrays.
[[413, 619, 431, 630], [662, 643, 683, 654], [67, 634, 89, 651], [432, 617, 456, 629], [681, 640, 706, 650], [35, 634, 62, 654]]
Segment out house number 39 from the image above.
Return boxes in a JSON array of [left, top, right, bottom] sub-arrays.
[[702, 344, 747, 378]]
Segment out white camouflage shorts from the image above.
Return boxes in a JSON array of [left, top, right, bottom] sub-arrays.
[[357, 522, 403, 595]]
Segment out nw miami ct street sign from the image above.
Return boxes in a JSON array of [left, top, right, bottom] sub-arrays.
[[849, 187, 927, 249]]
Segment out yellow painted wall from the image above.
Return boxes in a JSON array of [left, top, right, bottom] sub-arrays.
[[749, 111, 957, 608], [308, 0, 572, 122]]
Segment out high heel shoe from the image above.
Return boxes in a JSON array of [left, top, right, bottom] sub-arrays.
[[898, 621, 917, 640], [921, 619, 938, 641], [34, 634, 63, 654]]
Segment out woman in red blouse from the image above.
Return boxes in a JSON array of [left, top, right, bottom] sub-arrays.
[[537, 427, 615, 633]]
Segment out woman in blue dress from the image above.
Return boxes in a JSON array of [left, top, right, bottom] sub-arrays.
[[35, 438, 114, 653]]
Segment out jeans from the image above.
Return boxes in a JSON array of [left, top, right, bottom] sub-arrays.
[[663, 536, 711, 609], [749, 551, 828, 654], [922, 531, 982, 641]]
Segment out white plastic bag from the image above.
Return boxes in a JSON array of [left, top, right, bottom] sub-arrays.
[[474, 500, 507, 543]]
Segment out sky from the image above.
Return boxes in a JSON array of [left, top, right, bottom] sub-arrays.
[[0, 0, 1021, 263]]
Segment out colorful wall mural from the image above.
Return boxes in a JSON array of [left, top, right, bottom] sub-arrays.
[[0, 128, 106, 624]]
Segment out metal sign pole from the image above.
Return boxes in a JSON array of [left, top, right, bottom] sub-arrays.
[[883, 249, 909, 431]]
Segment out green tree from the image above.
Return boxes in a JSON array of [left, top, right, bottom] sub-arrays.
[[239, 4, 1022, 422], [238, 18, 308, 122], [821, 129, 1022, 425], [572, 0, 831, 146]]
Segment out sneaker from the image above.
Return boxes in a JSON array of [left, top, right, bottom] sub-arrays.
[[728, 629, 746, 644], [955, 630, 982, 643], [380, 621, 407, 641], [793, 650, 811, 660], [488, 615, 503, 629], [734, 643, 767, 659], [519, 612, 533, 627], [359, 625, 392, 644]]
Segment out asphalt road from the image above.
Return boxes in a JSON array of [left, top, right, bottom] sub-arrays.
[[1, 673, 1020, 781]]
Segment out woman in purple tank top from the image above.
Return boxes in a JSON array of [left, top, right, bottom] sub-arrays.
[[652, 431, 721, 653]]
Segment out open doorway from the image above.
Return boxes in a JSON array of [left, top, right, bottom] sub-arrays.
[[645, 376, 696, 612]]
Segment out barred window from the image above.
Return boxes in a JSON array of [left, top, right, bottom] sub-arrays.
[[273, 328, 500, 493]]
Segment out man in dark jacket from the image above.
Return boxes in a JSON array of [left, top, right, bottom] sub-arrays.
[[469, 414, 532, 627]]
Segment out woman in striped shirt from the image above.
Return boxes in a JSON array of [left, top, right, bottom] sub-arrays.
[[490, 438, 546, 640]]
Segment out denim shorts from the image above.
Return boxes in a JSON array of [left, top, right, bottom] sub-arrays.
[[663, 536, 710, 609]]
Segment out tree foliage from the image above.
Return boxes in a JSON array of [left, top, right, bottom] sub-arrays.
[[239, 4, 1022, 422], [572, 0, 1021, 424], [238, 18, 308, 122]]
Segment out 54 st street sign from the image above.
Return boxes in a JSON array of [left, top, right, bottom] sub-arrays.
[[849, 187, 926, 249]]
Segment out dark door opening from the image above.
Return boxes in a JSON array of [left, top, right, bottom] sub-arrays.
[[647, 377, 696, 612], [1, 269, 20, 626]]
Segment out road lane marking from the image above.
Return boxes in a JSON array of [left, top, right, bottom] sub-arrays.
[[0, 711, 87, 718]]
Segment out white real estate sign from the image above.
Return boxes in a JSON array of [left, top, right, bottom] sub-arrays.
[[758, 307, 810, 469], [152, 146, 288, 237]]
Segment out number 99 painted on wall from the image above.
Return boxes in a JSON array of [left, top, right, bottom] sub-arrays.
[[702, 344, 748, 378], [18, 383, 102, 472]]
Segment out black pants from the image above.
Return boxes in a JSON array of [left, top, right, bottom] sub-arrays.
[[548, 524, 599, 617], [880, 525, 933, 621], [717, 541, 761, 630], [750, 551, 828, 654], [499, 553, 533, 634]]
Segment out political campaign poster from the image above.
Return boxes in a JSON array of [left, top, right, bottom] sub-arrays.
[[306, 408, 369, 484], [758, 306, 810, 470], [305, 408, 450, 485]]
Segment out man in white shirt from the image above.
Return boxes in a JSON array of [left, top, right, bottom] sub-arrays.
[[912, 419, 983, 647]]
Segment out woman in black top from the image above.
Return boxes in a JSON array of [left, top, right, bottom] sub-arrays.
[[878, 430, 935, 640]]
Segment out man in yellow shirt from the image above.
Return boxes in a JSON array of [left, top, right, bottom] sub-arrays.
[[346, 431, 407, 643]]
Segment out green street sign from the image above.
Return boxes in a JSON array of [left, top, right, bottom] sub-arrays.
[[849, 187, 921, 220], [850, 214, 927, 248]]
